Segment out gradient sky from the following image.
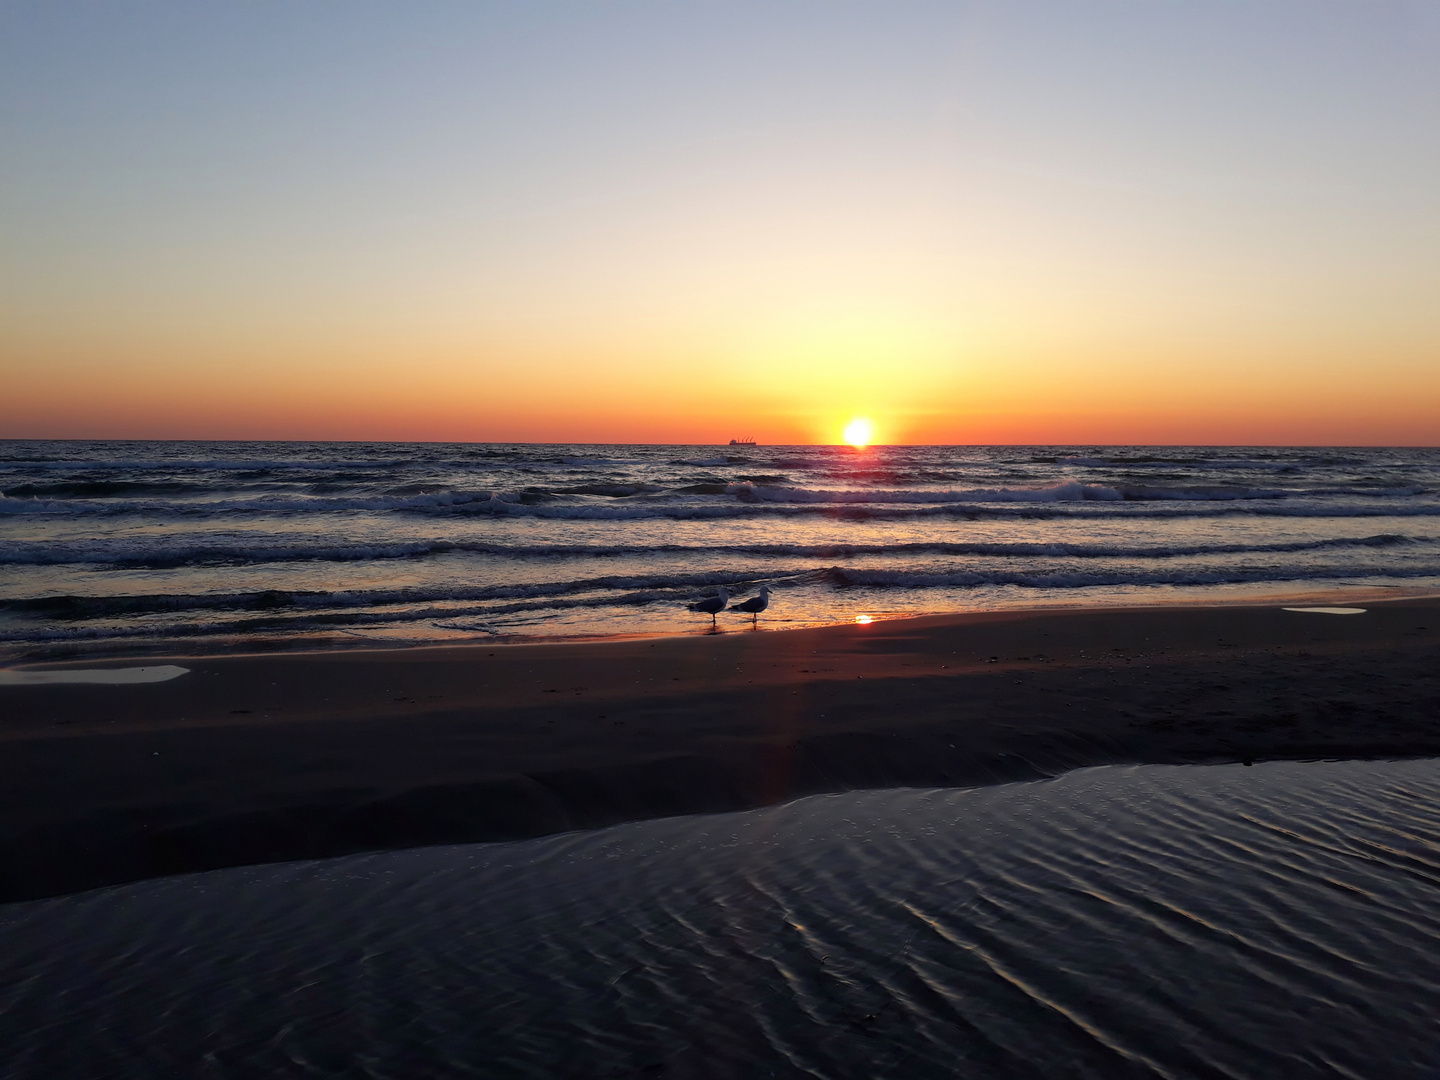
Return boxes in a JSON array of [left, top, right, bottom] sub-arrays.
[[3, 1, 1438, 444]]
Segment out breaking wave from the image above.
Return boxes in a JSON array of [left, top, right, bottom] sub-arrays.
[[0, 532, 1417, 568], [5, 488, 1439, 522]]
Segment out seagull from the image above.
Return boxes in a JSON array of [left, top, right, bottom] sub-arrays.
[[687, 586, 729, 626], [728, 585, 772, 625]]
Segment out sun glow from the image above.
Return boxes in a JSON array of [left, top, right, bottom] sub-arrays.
[[843, 418, 874, 447]]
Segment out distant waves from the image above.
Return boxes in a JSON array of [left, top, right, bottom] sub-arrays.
[[5, 482, 1439, 521]]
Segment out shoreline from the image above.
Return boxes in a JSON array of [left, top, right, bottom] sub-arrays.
[[5, 581, 1436, 666], [3, 593, 1439, 902]]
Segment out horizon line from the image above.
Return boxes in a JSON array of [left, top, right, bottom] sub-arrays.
[[2, 436, 1436, 450]]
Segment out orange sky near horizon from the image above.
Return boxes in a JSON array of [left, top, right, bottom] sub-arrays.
[[7, 300, 1437, 445], [7, 341, 1436, 446], [3, 3, 1439, 447]]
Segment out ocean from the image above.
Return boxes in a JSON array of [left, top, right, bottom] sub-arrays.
[[2, 759, 1437, 1078], [2, 441, 1438, 657]]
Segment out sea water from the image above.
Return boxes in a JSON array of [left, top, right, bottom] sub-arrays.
[[2, 441, 1438, 655], [1, 759, 1437, 1078]]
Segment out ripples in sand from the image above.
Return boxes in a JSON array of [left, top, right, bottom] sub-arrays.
[[2, 758, 1438, 1078]]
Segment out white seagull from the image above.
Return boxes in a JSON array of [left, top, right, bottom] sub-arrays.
[[687, 586, 729, 626], [728, 585, 772, 625]]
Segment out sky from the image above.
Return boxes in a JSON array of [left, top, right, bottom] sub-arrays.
[[2, 1, 1438, 445]]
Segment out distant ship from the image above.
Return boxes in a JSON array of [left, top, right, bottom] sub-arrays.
[[728, 437, 757, 446]]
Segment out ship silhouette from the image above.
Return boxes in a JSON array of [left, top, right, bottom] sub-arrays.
[[728, 437, 756, 446]]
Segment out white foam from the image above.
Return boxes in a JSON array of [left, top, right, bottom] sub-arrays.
[[728, 480, 1126, 504], [0, 665, 190, 686], [1281, 607, 1367, 615]]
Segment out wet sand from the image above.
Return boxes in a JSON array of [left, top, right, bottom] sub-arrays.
[[2, 597, 1438, 902]]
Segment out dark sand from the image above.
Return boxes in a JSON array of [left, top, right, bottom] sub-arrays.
[[2, 597, 1438, 902]]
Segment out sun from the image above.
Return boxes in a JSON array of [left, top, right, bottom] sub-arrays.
[[843, 418, 874, 448]]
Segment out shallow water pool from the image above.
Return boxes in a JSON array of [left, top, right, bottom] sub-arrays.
[[2, 758, 1438, 1078]]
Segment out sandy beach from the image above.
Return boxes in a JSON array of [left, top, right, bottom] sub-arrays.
[[2, 596, 1438, 902]]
